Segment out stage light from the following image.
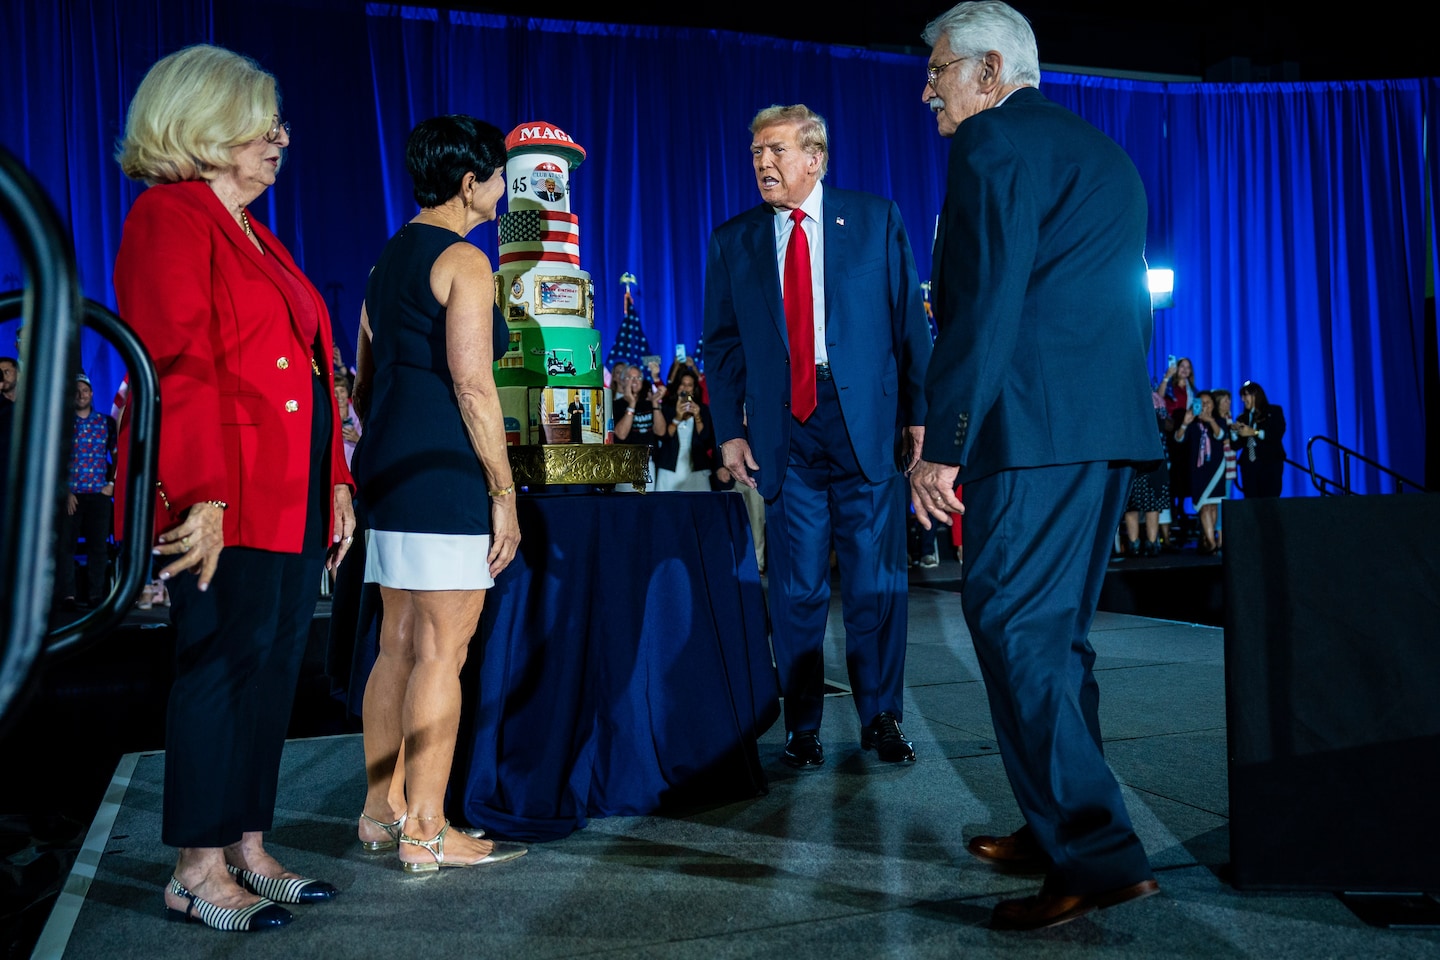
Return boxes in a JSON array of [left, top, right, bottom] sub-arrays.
[[1148, 268, 1174, 310]]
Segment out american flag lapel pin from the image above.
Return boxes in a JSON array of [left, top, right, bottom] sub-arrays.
[[836, 217, 845, 226]]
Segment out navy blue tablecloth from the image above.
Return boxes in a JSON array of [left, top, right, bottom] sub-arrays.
[[330, 491, 779, 841]]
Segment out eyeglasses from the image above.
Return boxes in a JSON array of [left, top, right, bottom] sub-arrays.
[[926, 56, 970, 85], [263, 114, 290, 144]]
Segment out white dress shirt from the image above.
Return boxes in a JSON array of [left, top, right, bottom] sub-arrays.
[[773, 182, 828, 365]]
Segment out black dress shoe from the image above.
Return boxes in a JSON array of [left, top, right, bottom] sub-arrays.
[[781, 730, 824, 768], [991, 876, 1160, 931], [860, 712, 916, 763], [967, 825, 1052, 872]]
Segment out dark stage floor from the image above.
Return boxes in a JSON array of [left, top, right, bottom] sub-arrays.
[[19, 583, 1440, 958]]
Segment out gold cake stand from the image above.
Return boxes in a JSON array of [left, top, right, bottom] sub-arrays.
[[508, 444, 651, 489]]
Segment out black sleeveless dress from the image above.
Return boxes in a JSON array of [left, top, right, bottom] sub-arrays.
[[353, 223, 510, 588]]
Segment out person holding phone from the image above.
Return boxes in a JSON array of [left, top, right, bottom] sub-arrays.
[[655, 367, 714, 491], [1234, 380, 1287, 497], [1175, 390, 1228, 553], [1159, 356, 1197, 544], [613, 366, 666, 447]]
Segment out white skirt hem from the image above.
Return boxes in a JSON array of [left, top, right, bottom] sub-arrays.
[[363, 529, 496, 590]]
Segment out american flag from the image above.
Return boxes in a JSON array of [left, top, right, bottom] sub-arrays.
[[606, 286, 652, 369], [499, 210, 580, 266]]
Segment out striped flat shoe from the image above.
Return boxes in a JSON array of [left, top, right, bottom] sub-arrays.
[[226, 863, 339, 904], [164, 876, 292, 932], [358, 811, 407, 852]]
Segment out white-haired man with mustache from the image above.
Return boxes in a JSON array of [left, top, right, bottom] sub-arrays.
[[910, 0, 1163, 931]]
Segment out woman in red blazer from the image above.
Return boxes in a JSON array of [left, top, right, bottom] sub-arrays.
[[113, 45, 355, 933]]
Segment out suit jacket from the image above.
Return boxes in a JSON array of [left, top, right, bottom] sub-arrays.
[[703, 187, 931, 499], [927, 87, 1158, 481], [113, 179, 352, 552], [1237, 405, 1286, 463]]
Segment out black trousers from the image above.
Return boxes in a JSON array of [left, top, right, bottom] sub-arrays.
[[162, 371, 331, 848], [57, 492, 112, 604]]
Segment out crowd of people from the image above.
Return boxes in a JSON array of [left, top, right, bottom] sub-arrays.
[[1118, 357, 1288, 557], [12, 0, 1320, 940]]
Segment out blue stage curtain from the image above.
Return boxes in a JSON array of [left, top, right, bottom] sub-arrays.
[[1161, 80, 1430, 494], [0, 1, 1434, 493], [361, 5, 951, 373]]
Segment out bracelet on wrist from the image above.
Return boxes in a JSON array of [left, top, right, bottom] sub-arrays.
[[201, 499, 228, 510], [489, 484, 515, 498]]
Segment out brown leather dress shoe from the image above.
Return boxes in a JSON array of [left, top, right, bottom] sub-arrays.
[[966, 826, 1052, 872], [991, 878, 1160, 931]]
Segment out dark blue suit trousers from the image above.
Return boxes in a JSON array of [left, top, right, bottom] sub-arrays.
[[765, 378, 908, 733], [960, 460, 1154, 893]]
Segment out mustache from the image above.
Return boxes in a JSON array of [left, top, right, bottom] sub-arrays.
[[929, 97, 946, 112]]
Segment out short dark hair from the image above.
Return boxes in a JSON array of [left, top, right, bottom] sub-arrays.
[[405, 115, 507, 208]]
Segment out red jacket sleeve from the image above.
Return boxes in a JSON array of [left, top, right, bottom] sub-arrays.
[[113, 186, 228, 531]]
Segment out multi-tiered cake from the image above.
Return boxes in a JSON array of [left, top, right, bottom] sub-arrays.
[[493, 121, 606, 445]]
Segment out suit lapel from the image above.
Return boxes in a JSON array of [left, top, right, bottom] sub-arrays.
[[195, 184, 314, 345], [821, 189, 847, 335], [740, 204, 787, 343], [931, 197, 947, 325]]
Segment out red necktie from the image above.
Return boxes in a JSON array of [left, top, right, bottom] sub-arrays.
[[783, 208, 816, 422]]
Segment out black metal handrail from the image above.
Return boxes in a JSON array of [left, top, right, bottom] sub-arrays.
[[42, 300, 158, 659], [1306, 435, 1427, 495], [0, 146, 79, 725]]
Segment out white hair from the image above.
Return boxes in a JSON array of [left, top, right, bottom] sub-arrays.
[[922, 1, 1041, 88]]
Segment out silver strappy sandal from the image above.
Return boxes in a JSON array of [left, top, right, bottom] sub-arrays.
[[358, 811, 407, 852], [397, 819, 526, 874]]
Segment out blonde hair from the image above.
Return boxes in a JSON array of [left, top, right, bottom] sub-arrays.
[[116, 44, 279, 184], [749, 104, 829, 179]]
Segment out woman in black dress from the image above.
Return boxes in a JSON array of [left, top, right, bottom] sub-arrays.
[[1235, 380, 1287, 498], [351, 115, 525, 872]]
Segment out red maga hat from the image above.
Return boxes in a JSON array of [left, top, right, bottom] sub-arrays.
[[505, 121, 586, 169]]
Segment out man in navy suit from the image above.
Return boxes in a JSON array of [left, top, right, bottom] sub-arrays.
[[910, 1, 1162, 931], [704, 104, 932, 769]]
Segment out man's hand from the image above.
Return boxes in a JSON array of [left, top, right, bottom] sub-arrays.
[[902, 425, 925, 474], [910, 459, 963, 531], [721, 438, 761, 490]]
